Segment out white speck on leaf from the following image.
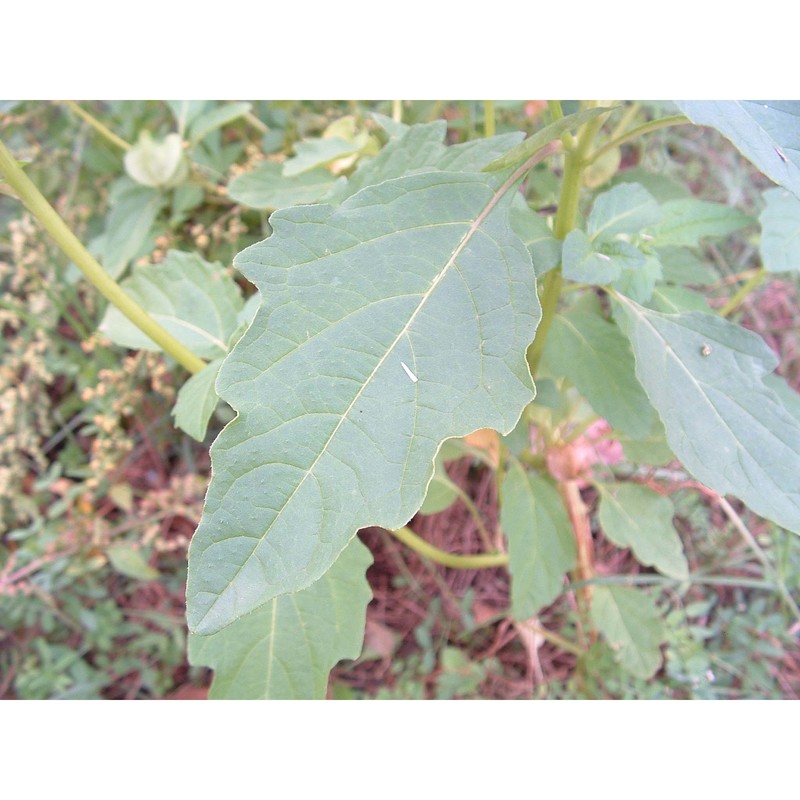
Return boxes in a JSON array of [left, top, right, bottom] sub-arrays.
[[400, 361, 418, 383]]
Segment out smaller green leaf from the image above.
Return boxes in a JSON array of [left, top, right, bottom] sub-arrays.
[[590, 585, 665, 679], [657, 246, 719, 285], [284, 136, 359, 176], [188, 538, 372, 699], [436, 647, 488, 699], [418, 454, 459, 515], [227, 161, 337, 210], [500, 463, 576, 620], [597, 483, 688, 579], [173, 359, 223, 441], [651, 198, 753, 247], [610, 168, 690, 202], [528, 377, 575, 430], [101, 179, 164, 278], [509, 195, 561, 276], [544, 304, 655, 437], [101, 250, 244, 358], [370, 112, 408, 138], [170, 184, 204, 225], [562, 229, 644, 284], [188, 101, 252, 145], [759, 187, 800, 272], [587, 183, 662, 242], [167, 100, 210, 136], [483, 106, 617, 172], [611, 252, 662, 304], [616, 296, 800, 535], [106, 543, 158, 581]]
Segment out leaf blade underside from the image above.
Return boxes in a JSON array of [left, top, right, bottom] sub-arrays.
[[188, 537, 372, 699], [616, 295, 800, 535], [186, 170, 541, 634]]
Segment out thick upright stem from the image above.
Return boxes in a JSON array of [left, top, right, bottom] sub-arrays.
[[527, 109, 606, 375], [484, 100, 496, 138]]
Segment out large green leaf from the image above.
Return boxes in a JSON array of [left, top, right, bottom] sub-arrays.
[[676, 101, 800, 199], [617, 416, 675, 467], [590, 585, 665, 679], [648, 285, 712, 315], [596, 482, 688, 580], [188, 537, 372, 699], [187, 169, 540, 635], [332, 122, 523, 204], [172, 358, 223, 441], [764, 373, 800, 422], [101, 250, 244, 359], [759, 187, 800, 272], [543, 304, 655, 437], [500, 463, 576, 620], [331, 121, 448, 202], [616, 295, 800, 534]]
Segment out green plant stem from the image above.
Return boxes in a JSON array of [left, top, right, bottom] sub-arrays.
[[609, 101, 641, 141], [387, 526, 508, 570], [523, 620, 586, 657], [0, 138, 206, 375], [547, 101, 564, 122], [60, 101, 131, 151], [527, 108, 605, 375], [392, 100, 403, 124], [588, 114, 689, 165], [243, 111, 269, 135], [554, 110, 607, 238], [484, 101, 495, 138], [447, 481, 495, 551], [567, 573, 781, 592], [716, 496, 800, 622], [526, 268, 562, 374], [719, 268, 767, 317]]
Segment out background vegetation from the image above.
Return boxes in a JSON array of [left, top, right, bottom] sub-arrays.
[[1, 100, 798, 699]]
